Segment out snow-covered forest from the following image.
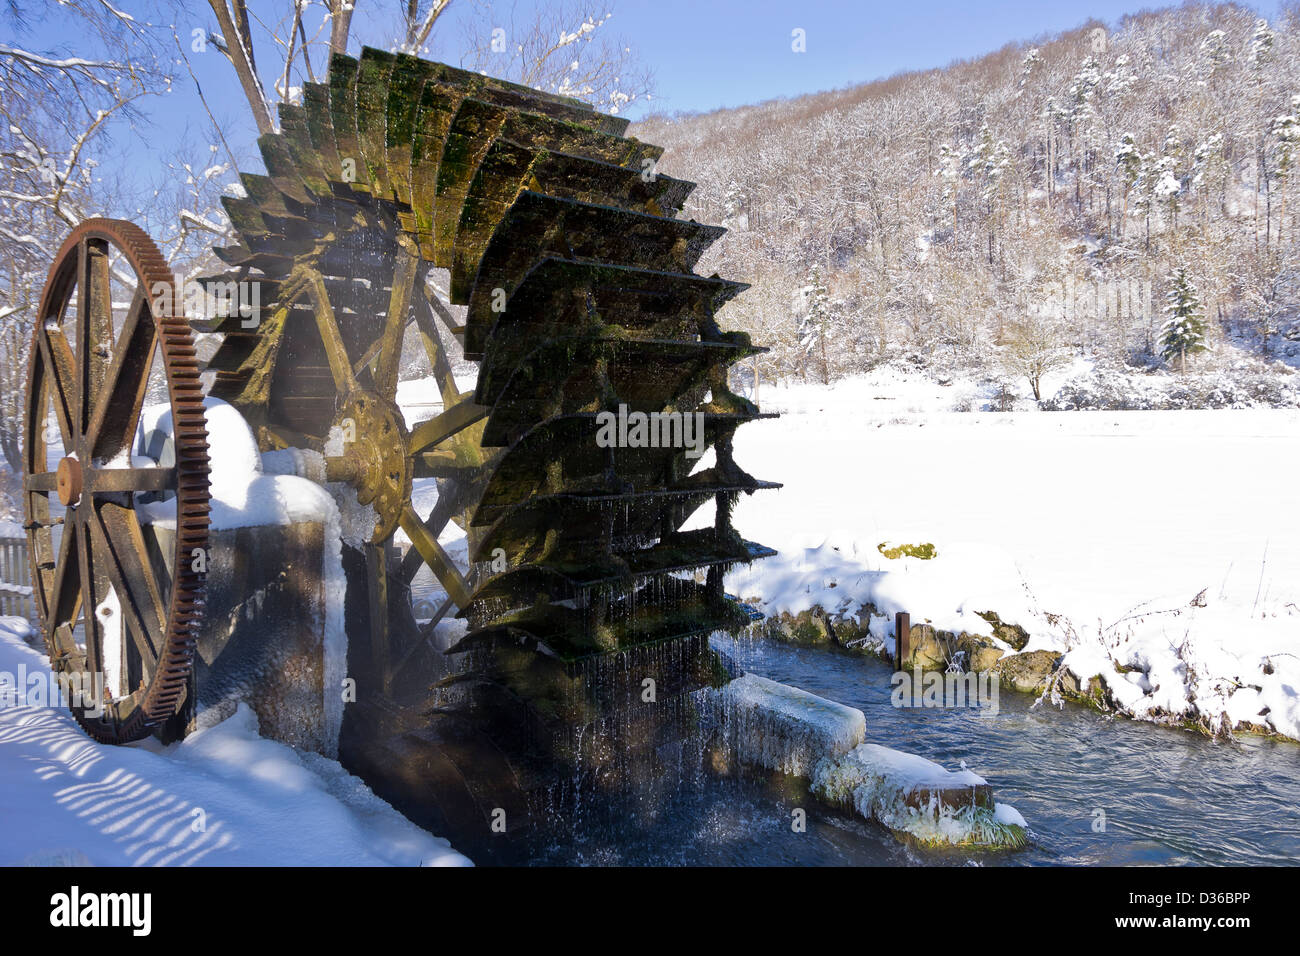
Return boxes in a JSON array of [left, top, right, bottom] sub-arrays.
[[634, 3, 1300, 405]]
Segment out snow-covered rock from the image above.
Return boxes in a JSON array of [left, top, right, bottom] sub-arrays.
[[812, 743, 1028, 848]]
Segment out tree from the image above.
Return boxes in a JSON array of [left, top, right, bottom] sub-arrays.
[[0, 1, 172, 472], [936, 143, 961, 233], [795, 266, 834, 384], [1272, 96, 1300, 247], [1000, 311, 1070, 402], [458, 3, 652, 114], [1159, 268, 1207, 371], [1115, 133, 1143, 237], [968, 124, 1011, 263], [1154, 126, 1184, 230]]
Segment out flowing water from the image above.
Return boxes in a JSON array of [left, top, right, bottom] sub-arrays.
[[518, 634, 1300, 866]]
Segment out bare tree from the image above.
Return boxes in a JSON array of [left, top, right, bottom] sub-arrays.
[[1001, 312, 1071, 402], [0, 1, 172, 473], [398, 0, 454, 55], [459, 2, 653, 113]]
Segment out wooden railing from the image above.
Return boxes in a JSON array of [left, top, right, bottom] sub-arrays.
[[0, 535, 36, 623]]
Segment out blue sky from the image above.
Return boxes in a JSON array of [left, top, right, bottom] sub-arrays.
[[573, 0, 1283, 117], [2, 0, 1285, 195]]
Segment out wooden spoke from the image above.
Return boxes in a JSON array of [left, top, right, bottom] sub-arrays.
[[47, 522, 81, 629], [372, 245, 420, 395], [399, 505, 471, 607], [87, 285, 156, 460], [305, 270, 361, 395], [397, 477, 477, 584], [91, 503, 166, 666], [85, 467, 176, 494], [37, 326, 79, 448], [351, 335, 385, 380], [77, 237, 114, 435], [408, 396, 487, 455], [75, 518, 104, 680], [414, 287, 463, 408]]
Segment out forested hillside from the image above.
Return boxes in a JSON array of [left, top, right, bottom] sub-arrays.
[[633, 3, 1300, 402]]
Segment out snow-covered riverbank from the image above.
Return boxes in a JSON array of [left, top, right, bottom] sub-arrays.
[[714, 374, 1300, 741]]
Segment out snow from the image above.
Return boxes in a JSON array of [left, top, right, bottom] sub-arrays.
[[719, 373, 1300, 740], [0, 619, 469, 867]]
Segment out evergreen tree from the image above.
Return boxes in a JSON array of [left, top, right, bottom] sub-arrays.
[[1159, 268, 1207, 370], [1272, 96, 1299, 245], [1115, 133, 1143, 235], [796, 266, 833, 384]]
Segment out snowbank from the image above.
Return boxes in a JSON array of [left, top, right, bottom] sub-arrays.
[[717, 374, 1300, 741], [0, 620, 469, 866]]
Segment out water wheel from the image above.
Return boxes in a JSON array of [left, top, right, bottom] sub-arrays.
[[184, 50, 780, 800], [199, 51, 777, 746], [23, 219, 210, 744]]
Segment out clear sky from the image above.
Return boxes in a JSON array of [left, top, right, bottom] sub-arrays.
[[566, 0, 1283, 118], [2, 0, 1285, 193]]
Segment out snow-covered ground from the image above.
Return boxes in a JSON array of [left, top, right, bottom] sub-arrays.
[[714, 373, 1300, 741], [0, 618, 470, 867]]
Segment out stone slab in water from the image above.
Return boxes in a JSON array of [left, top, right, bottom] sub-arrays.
[[704, 673, 866, 776], [811, 743, 1027, 848]]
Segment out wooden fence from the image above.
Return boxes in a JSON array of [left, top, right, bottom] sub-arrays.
[[0, 535, 36, 623]]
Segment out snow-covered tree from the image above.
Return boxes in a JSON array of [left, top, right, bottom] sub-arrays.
[[937, 143, 962, 232], [1197, 29, 1231, 82], [795, 266, 834, 384], [1249, 19, 1275, 72], [1272, 96, 1300, 245], [1159, 268, 1207, 370], [1115, 133, 1144, 235]]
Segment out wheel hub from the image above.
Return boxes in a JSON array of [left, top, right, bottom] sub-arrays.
[[325, 391, 413, 543], [55, 456, 82, 507]]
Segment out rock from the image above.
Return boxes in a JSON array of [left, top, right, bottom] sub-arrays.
[[906, 623, 947, 669], [811, 743, 1026, 848], [1059, 669, 1111, 708], [763, 604, 872, 648], [956, 631, 1006, 671], [977, 610, 1031, 651], [993, 650, 1062, 694], [902, 625, 1005, 671]]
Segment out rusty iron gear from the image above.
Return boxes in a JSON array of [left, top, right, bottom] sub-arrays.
[[23, 218, 210, 744]]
